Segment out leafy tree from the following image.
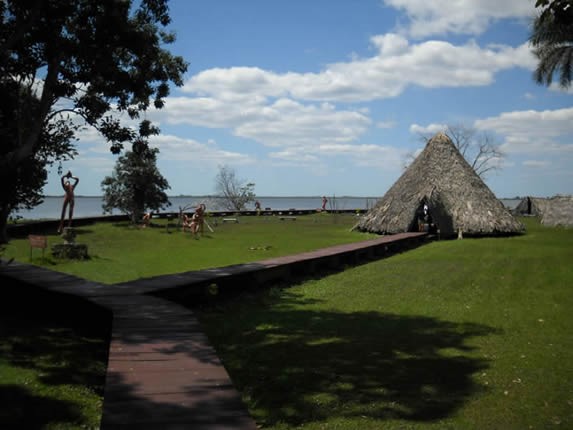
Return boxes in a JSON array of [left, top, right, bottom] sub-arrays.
[[0, 0, 187, 241], [214, 165, 256, 212], [0, 81, 77, 242], [407, 124, 505, 179], [530, 0, 573, 88], [101, 148, 170, 224]]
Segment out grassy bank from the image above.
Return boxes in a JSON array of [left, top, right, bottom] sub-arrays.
[[198, 218, 573, 429], [3, 213, 374, 284]]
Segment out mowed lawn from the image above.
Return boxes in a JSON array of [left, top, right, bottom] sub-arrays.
[[198, 218, 573, 429], [3, 213, 374, 284], [0, 300, 110, 430], [1, 216, 572, 429]]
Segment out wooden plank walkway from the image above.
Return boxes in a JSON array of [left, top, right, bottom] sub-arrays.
[[1, 231, 427, 429], [93, 295, 257, 429], [0, 263, 258, 429]]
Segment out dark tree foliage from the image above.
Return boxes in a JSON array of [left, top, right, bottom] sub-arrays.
[[101, 149, 171, 224], [0, 81, 77, 241], [530, 0, 573, 88], [0, 0, 187, 242]]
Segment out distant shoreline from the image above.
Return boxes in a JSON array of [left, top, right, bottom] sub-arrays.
[[43, 194, 529, 200], [43, 194, 386, 199]]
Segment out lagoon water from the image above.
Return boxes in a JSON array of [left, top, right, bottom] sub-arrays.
[[14, 196, 522, 220], [13, 196, 382, 220]]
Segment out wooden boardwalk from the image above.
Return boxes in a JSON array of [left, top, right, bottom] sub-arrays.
[[1, 232, 427, 429]]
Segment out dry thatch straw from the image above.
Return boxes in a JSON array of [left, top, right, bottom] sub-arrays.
[[514, 195, 573, 227], [354, 133, 525, 238]]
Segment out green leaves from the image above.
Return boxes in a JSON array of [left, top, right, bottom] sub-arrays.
[[530, 0, 573, 88], [1, 0, 188, 154], [101, 148, 171, 223]]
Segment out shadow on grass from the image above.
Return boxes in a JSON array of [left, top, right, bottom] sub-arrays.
[[0, 280, 111, 429], [1, 314, 109, 389], [198, 290, 500, 427], [71, 227, 95, 235], [0, 385, 84, 430]]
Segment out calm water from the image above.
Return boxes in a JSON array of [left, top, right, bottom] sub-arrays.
[[13, 196, 522, 220], [13, 196, 382, 220]]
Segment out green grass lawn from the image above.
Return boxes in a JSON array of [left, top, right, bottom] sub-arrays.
[[197, 218, 573, 429], [2, 216, 572, 429], [3, 213, 374, 284]]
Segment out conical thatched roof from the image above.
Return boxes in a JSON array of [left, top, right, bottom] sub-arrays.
[[514, 195, 573, 227], [514, 196, 544, 217], [354, 133, 525, 237]]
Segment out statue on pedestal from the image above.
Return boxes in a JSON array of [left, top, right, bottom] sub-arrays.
[[58, 170, 79, 233]]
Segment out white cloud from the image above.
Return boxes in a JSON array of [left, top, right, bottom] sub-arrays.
[[182, 35, 535, 104], [158, 34, 538, 171], [410, 108, 573, 157], [71, 155, 115, 173], [475, 107, 573, 154], [268, 149, 320, 164], [409, 123, 446, 135], [153, 97, 371, 149], [149, 134, 255, 165], [383, 0, 535, 37], [318, 143, 406, 168], [151, 96, 264, 129], [269, 142, 406, 170], [233, 99, 371, 147]]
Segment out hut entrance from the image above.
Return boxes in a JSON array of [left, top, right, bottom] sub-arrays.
[[412, 200, 433, 233], [411, 199, 442, 234]]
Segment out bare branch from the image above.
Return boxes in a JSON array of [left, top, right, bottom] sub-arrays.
[[402, 124, 505, 179], [214, 165, 256, 211]]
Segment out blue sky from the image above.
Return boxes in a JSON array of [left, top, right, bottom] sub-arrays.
[[44, 0, 572, 198]]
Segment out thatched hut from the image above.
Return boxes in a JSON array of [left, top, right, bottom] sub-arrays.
[[354, 133, 525, 238], [514, 195, 573, 227]]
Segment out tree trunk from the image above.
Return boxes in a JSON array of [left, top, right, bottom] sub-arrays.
[[0, 204, 11, 244], [0, 57, 59, 172]]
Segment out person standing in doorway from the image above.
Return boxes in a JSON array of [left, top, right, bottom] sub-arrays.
[[58, 171, 79, 233]]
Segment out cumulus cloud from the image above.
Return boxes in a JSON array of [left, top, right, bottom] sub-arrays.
[[268, 149, 320, 164], [150, 30, 539, 176], [383, 0, 535, 37], [233, 99, 371, 147], [152, 97, 371, 148], [318, 143, 407, 168], [183, 35, 535, 104], [150, 134, 255, 165], [71, 154, 116, 173], [475, 107, 573, 154], [409, 123, 447, 135], [410, 108, 573, 157], [269, 142, 407, 170], [158, 32, 539, 170]]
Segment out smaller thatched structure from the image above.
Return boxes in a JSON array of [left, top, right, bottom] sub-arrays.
[[514, 195, 573, 227], [354, 133, 524, 238]]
